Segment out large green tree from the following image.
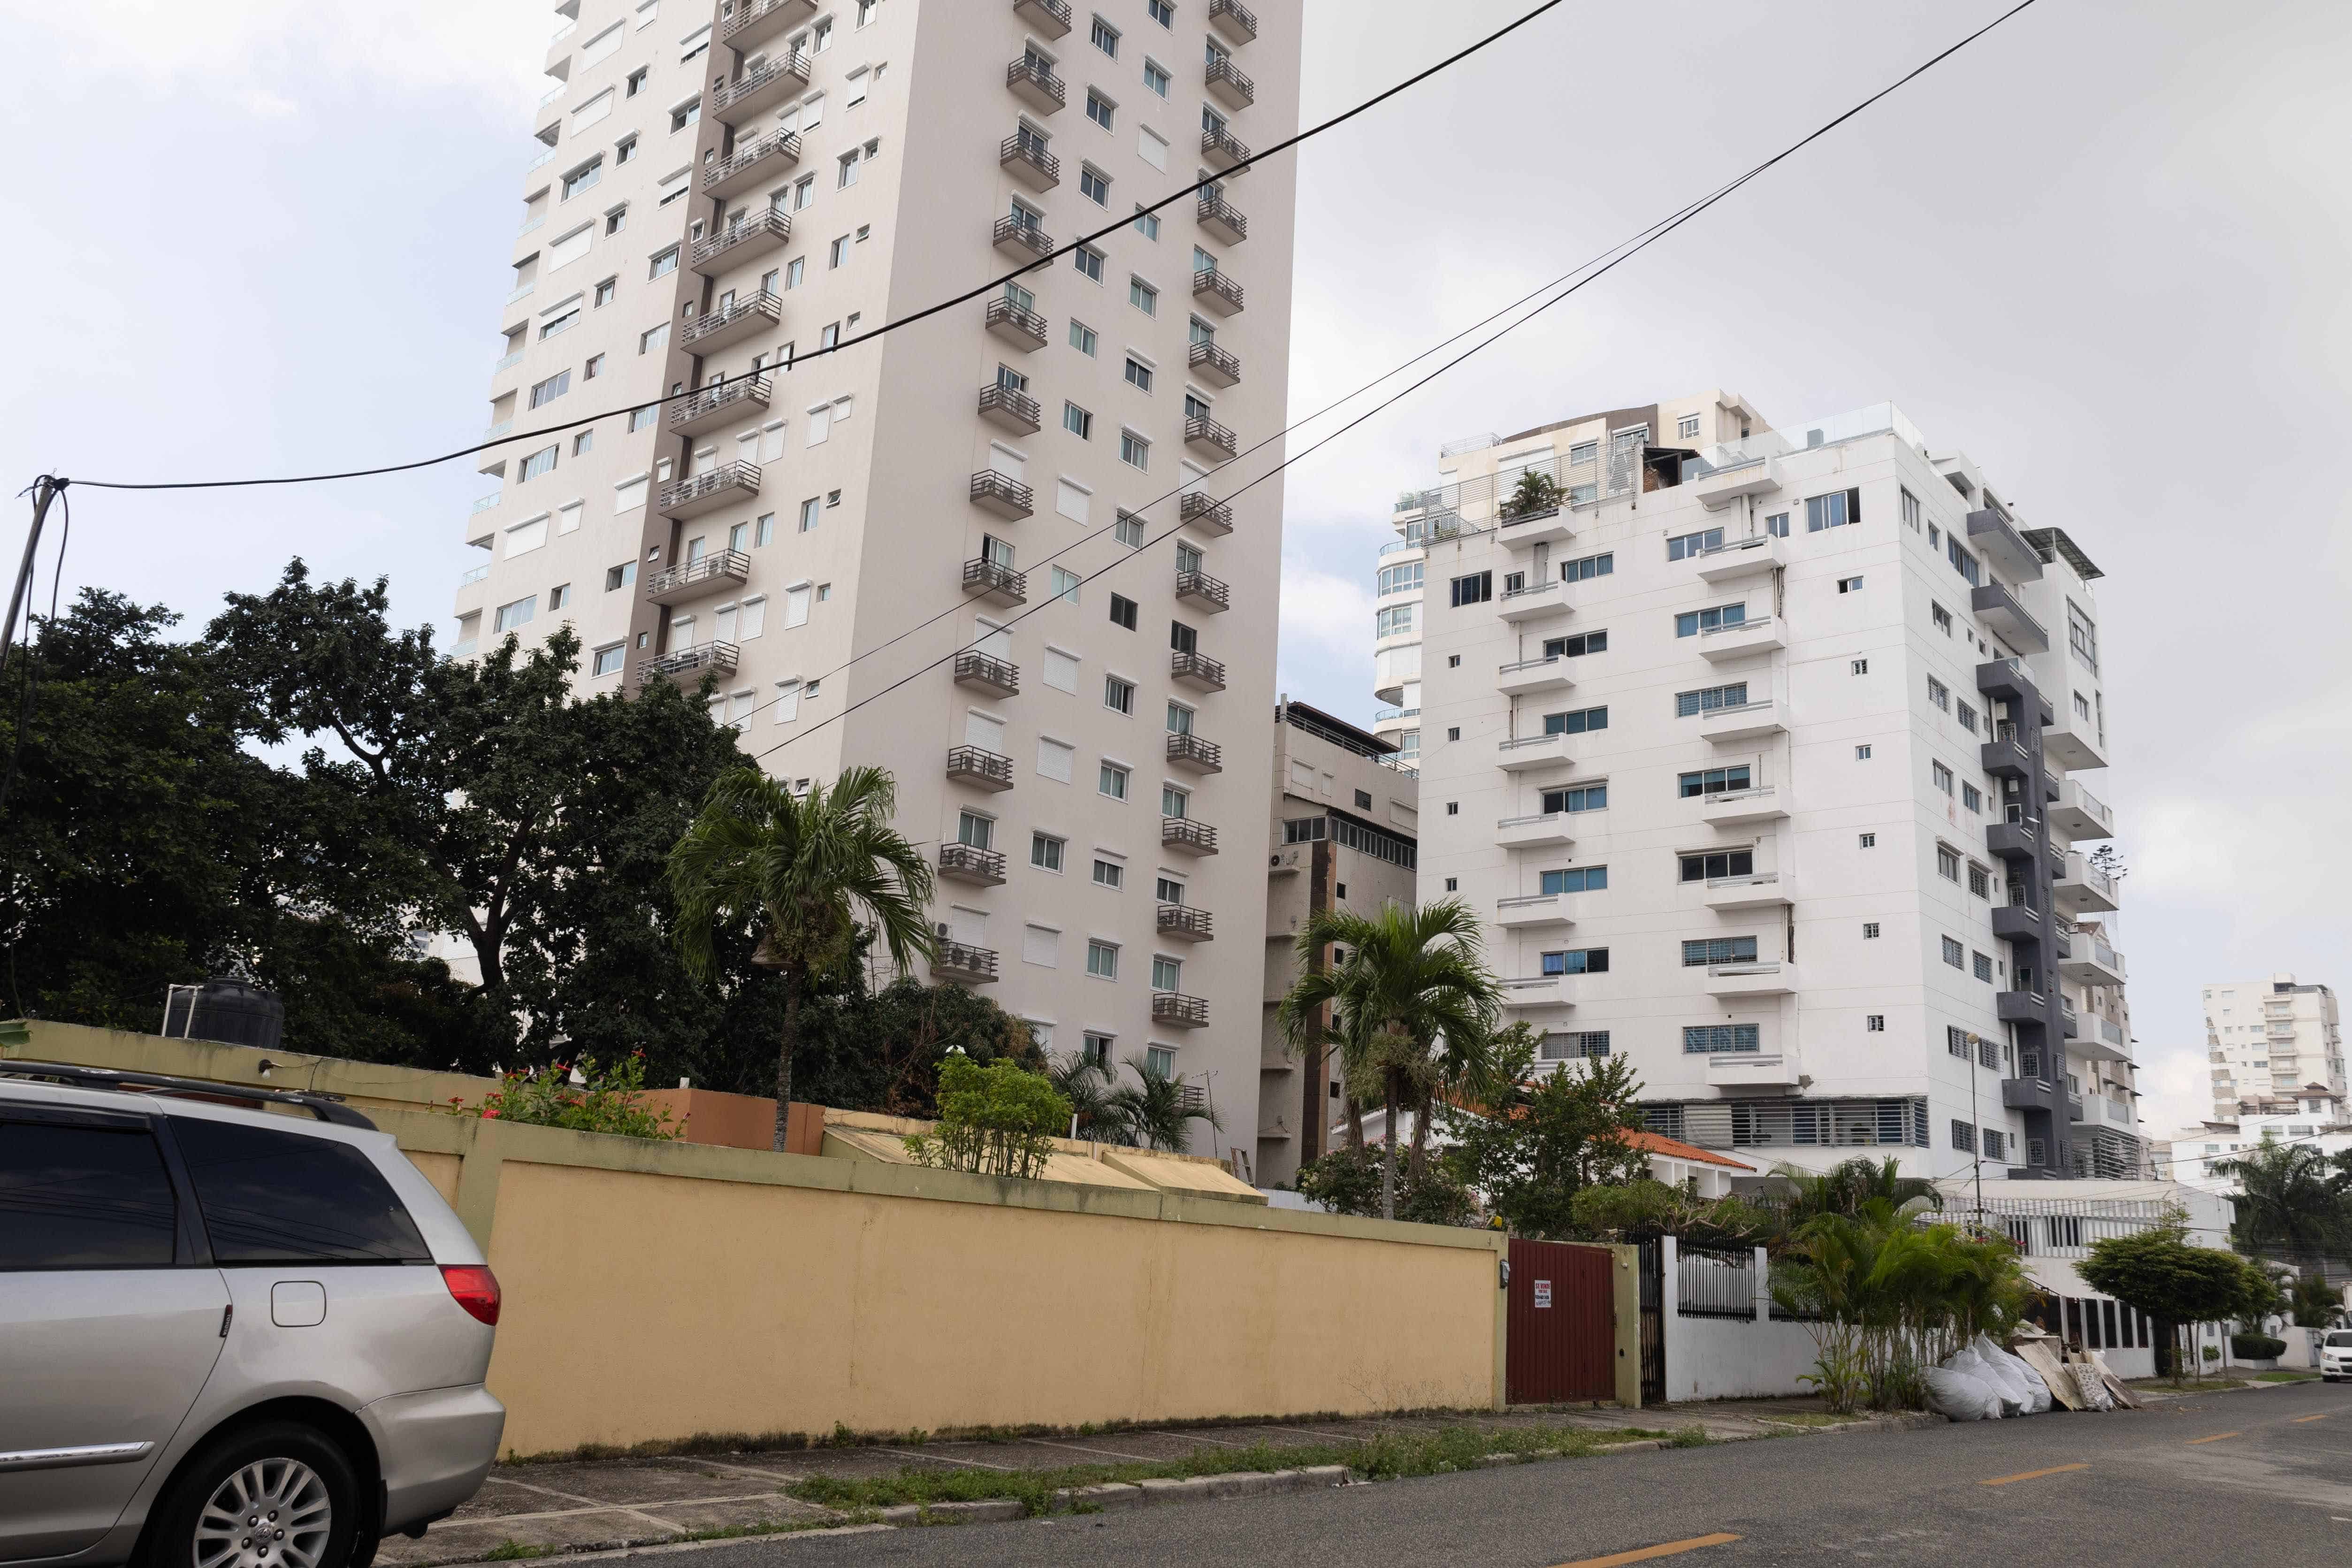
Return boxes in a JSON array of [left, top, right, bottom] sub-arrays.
[[2077, 1214, 2272, 1384], [1443, 1026, 1652, 1239], [2210, 1138, 2352, 1269]]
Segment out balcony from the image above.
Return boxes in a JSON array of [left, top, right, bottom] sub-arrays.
[[637, 641, 739, 684], [1698, 699, 1786, 744], [1208, 0, 1259, 43], [1497, 894, 1572, 929], [657, 462, 760, 520], [1970, 581, 2050, 653], [1200, 124, 1251, 170], [1965, 503, 2044, 584], [2048, 777, 2113, 840], [1980, 727, 2033, 781], [669, 375, 771, 436], [1707, 1052, 1802, 1090], [1703, 872, 1795, 913], [1158, 903, 1214, 942], [1152, 991, 1210, 1029], [1691, 536, 1786, 582], [2001, 1075, 2064, 1118], [1497, 507, 1573, 546], [1162, 817, 1218, 856], [1990, 902, 2044, 944], [1985, 814, 2040, 863], [721, 0, 816, 51], [1496, 580, 1567, 623], [680, 291, 782, 354], [992, 213, 1055, 264], [934, 941, 1000, 985], [946, 744, 1015, 792], [1501, 975, 1573, 1010], [1013, 0, 1073, 38], [1192, 265, 1245, 315], [643, 550, 751, 606], [2041, 718, 2108, 772], [1696, 615, 1784, 662], [953, 650, 1020, 697], [1184, 414, 1238, 460], [703, 134, 801, 201], [1197, 191, 1248, 245], [969, 470, 1035, 520], [1693, 457, 1783, 512], [1005, 56, 1066, 113], [1000, 131, 1061, 191], [977, 382, 1042, 435], [1189, 340, 1242, 388], [2055, 850, 2120, 914], [2061, 933, 2127, 988], [1175, 569, 1229, 612], [1496, 733, 1573, 773], [962, 558, 1027, 606], [1695, 786, 1787, 827], [1997, 990, 2052, 1030], [457, 563, 489, 591], [1497, 656, 1573, 696], [1166, 731, 1222, 773], [1206, 55, 1256, 109], [1170, 650, 1226, 691], [1703, 962, 1797, 998], [711, 53, 811, 125], [1498, 812, 1574, 850], [938, 843, 1007, 887], [985, 296, 1050, 351], [1181, 491, 1234, 535], [1975, 655, 2040, 710]]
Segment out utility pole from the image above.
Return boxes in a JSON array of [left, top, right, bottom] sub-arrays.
[[2, 477, 61, 666], [1965, 1032, 1986, 1229]]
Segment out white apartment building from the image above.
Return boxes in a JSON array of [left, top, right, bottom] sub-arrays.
[[462, 0, 1300, 1154], [1402, 392, 2144, 1180], [2153, 1088, 2352, 1193], [2201, 974, 2347, 1118]]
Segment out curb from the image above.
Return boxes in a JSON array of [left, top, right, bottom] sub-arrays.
[[1047, 1464, 1350, 1514]]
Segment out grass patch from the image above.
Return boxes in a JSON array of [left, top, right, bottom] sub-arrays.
[[786, 1422, 1672, 1518], [481, 1543, 547, 1561], [2254, 1371, 2318, 1384], [1663, 1427, 1713, 1448]]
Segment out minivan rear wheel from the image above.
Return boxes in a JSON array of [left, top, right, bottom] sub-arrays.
[[146, 1423, 358, 1568]]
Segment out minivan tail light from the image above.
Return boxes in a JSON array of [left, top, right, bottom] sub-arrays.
[[440, 1264, 502, 1325]]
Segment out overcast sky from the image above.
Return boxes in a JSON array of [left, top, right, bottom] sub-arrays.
[[3, 0, 2345, 1140]]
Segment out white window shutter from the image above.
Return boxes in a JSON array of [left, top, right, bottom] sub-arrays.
[[785, 587, 811, 627]]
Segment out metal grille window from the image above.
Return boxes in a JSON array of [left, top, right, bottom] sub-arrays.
[[1947, 1025, 1970, 1059], [1675, 682, 1749, 717], [1983, 1130, 2008, 1162], [1679, 851, 1754, 882], [1942, 936, 1965, 969], [1676, 1244, 1756, 1319], [1540, 1031, 1611, 1061], [1682, 937, 1758, 968], [1684, 1025, 1761, 1054], [1973, 951, 1994, 983], [1928, 675, 1950, 711], [1677, 765, 1751, 797], [1968, 864, 1991, 897]]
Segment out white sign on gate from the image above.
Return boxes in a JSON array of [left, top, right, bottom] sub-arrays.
[[1533, 1279, 1552, 1309]]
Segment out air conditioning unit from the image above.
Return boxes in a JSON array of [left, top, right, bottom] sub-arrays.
[[1268, 846, 1304, 875]]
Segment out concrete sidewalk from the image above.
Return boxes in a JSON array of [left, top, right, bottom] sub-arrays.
[[380, 1399, 1902, 1566]]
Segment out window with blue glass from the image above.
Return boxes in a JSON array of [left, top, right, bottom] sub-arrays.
[[1541, 783, 1607, 813], [1539, 865, 1608, 894], [1805, 488, 1860, 531], [1675, 602, 1747, 637], [1677, 764, 1751, 797], [1541, 629, 1606, 658], [1684, 1024, 1761, 1054], [1560, 551, 1613, 582], [1542, 705, 1607, 735], [1541, 948, 1610, 975]]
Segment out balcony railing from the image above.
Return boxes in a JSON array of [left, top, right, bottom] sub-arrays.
[[679, 291, 782, 352], [1188, 340, 1241, 387], [956, 558, 1025, 607], [1157, 903, 1214, 941], [458, 564, 489, 587], [1152, 991, 1209, 1028], [1205, 55, 1256, 107], [492, 348, 523, 373], [720, 0, 817, 51], [977, 381, 1042, 433], [1005, 56, 1066, 110], [668, 375, 771, 435], [938, 843, 1008, 886], [1197, 191, 1248, 244], [711, 52, 812, 123], [992, 213, 1055, 260], [1012, 0, 1073, 37], [954, 650, 1020, 695], [1175, 568, 1229, 610], [934, 941, 1000, 983], [1191, 265, 1245, 314], [471, 492, 503, 514], [1000, 131, 1061, 187], [638, 641, 740, 683], [701, 133, 801, 199], [1166, 731, 1222, 772], [946, 744, 1015, 790], [1180, 492, 1233, 533], [657, 461, 760, 520], [1162, 816, 1217, 855], [1170, 649, 1226, 690], [969, 469, 1036, 518], [984, 296, 1050, 349], [1200, 124, 1251, 168], [643, 550, 751, 605], [1185, 414, 1238, 459], [1208, 0, 1259, 42]]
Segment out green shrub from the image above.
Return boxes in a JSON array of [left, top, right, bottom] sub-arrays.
[[1501, 469, 1565, 520], [904, 1055, 1069, 1178], [449, 1052, 677, 1140], [1296, 1145, 1477, 1226], [2230, 1332, 2287, 1361]]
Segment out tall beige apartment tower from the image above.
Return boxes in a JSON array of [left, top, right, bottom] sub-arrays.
[[2202, 975, 2346, 1117], [461, 0, 1300, 1155]]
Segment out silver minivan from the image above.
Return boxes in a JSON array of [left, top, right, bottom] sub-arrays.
[[0, 1061, 505, 1568]]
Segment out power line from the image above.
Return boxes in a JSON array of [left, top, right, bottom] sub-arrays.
[[57, 0, 1572, 495], [748, 0, 2049, 764]]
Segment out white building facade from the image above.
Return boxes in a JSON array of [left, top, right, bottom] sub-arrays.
[[2153, 1087, 2352, 1193], [2201, 974, 2346, 1119], [465, 0, 1301, 1154], [1403, 393, 2143, 1180]]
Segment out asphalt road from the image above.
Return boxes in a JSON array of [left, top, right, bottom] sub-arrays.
[[662, 1381, 2352, 1567]]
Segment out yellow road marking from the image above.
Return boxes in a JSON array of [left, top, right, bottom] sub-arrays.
[[2291, 1414, 2330, 1424], [1980, 1462, 2089, 1486], [2185, 1432, 2240, 1445], [1550, 1534, 1742, 1568]]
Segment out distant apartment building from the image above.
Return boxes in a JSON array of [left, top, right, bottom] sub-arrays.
[[2153, 1086, 2352, 1193], [2202, 974, 2347, 1118], [1398, 392, 2143, 1180], [464, 0, 1300, 1154], [1257, 701, 1417, 1186]]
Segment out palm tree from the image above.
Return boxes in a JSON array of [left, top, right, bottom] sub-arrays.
[[1108, 1054, 1222, 1153], [2212, 1139, 2352, 1267], [670, 766, 935, 1149], [1274, 900, 1501, 1221], [1049, 1053, 1125, 1142]]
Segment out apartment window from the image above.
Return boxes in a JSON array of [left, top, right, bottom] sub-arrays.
[[1121, 354, 1157, 395], [1129, 276, 1159, 315], [1069, 320, 1099, 356], [1855, 744, 1873, 760], [528, 369, 571, 408], [1682, 937, 1758, 968], [1077, 165, 1111, 205], [1092, 16, 1119, 55], [1542, 630, 1607, 658], [1685, 1025, 1761, 1055], [1679, 850, 1754, 882], [1838, 576, 1863, 593], [1086, 91, 1115, 130], [1133, 204, 1161, 238], [638, 323, 669, 354], [1932, 602, 1953, 634], [1086, 940, 1119, 979], [1962, 783, 1984, 814], [1947, 1026, 1971, 1059], [1050, 567, 1080, 604], [592, 644, 624, 676], [1376, 561, 1424, 596], [593, 274, 619, 308], [1678, 765, 1751, 798], [671, 99, 700, 132], [1860, 833, 1876, 848], [1108, 594, 1138, 630], [1952, 1119, 1978, 1154], [1863, 922, 1881, 939], [1098, 761, 1129, 800], [1064, 402, 1093, 439], [1674, 682, 1749, 718], [1104, 675, 1135, 715], [1092, 857, 1124, 889], [1144, 58, 1171, 96], [1540, 783, 1608, 814], [1665, 527, 1723, 561], [1676, 413, 1702, 440], [1927, 676, 1950, 711], [1851, 658, 1870, 675], [1932, 760, 1956, 796], [1955, 701, 1978, 733], [1947, 536, 1982, 585], [571, 430, 594, 458], [858, 0, 878, 25], [518, 446, 558, 482], [494, 596, 537, 634], [1449, 571, 1492, 607], [1120, 431, 1150, 470], [562, 158, 603, 200], [1983, 1130, 2007, 1162], [793, 175, 815, 210], [2068, 602, 2100, 672], [1866, 1015, 1886, 1033], [1674, 603, 1746, 637], [605, 561, 637, 592], [1374, 605, 1415, 638], [1541, 948, 1611, 975], [1115, 512, 1145, 548], [1942, 935, 1965, 969], [1901, 487, 1923, 529], [1805, 488, 1860, 531], [1937, 844, 1961, 882], [1542, 705, 1607, 736], [1074, 244, 1106, 282], [1532, 866, 1606, 896], [1149, 0, 1174, 22], [1973, 951, 1994, 983]]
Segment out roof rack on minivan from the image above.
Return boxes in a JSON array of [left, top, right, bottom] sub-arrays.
[[0, 1059, 379, 1130]]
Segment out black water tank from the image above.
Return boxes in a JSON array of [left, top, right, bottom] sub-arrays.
[[162, 979, 284, 1050]]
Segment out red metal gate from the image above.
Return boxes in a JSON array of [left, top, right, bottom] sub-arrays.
[[1505, 1239, 1617, 1404]]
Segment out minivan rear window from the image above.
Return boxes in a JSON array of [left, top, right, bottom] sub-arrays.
[[172, 1117, 430, 1264], [0, 1121, 177, 1269]]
